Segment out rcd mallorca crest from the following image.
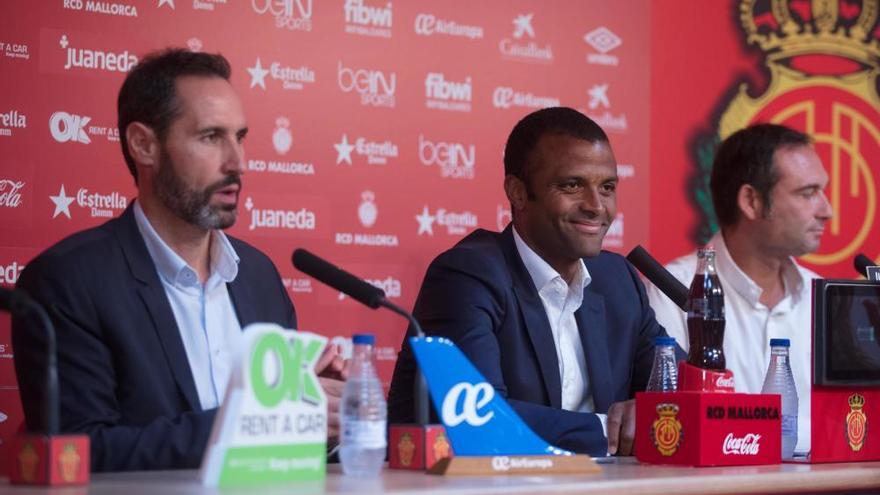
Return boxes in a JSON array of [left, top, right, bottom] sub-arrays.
[[651, 403, 683, 456], [693, 0, 880, 276], [847, 393, 867, 452]]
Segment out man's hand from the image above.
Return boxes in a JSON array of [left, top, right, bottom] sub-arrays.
[[315, 344, 349, 440], [606, 399, 636, 455]]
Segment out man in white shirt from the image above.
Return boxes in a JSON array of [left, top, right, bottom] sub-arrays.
[[647, 123, 832, 454], [389, 107, 674, 456]]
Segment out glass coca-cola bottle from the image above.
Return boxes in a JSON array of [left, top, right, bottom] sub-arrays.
[[686, 246, 726, 370]]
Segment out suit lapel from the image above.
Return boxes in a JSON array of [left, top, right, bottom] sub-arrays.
[[227, 278, 257, 328], [502, 228, 562, 409], [576, 289, 613, 413], [113, 204, 201, 412]]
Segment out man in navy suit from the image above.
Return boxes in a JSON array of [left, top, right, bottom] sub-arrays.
[[13, 49, 345, 471], [388, 107, 673, 456]]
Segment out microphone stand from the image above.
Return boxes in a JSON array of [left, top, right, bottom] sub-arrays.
[[379, 299, 429, 426]]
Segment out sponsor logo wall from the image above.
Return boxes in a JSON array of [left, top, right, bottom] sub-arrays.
[[0, 1, 651, 444]]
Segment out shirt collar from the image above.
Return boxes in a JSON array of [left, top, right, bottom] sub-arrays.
[[512, 226, 592, 296], [712, 231, 805, 308], [133, 200, 239, 287]]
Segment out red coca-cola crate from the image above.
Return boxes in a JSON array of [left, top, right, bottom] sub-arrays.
[[636, 391, 780, 466]]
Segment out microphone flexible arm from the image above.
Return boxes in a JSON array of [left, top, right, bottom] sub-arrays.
[[379, 299, 429, 426]]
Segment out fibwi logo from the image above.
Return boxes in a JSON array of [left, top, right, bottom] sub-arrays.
[[418, 134, 475, 180], [245, 197, 316, 232], [49, 184, 128, 220], [0, 179, 25, 209], [492, 86, 560, 110], [413, 13, 483, 40], [344, 0, 392, 38], [63, 0, 138, 17], [584, 83, 628, 132], [441, 382, 495, 427], [334, 133, 398, 166], [651, 403, 682, 456], [247, 117, 315, 176], [602, 212, 624, 248], [415, 205, 478, 236], [58, 34, 137, 73], [583, 26, 622, 66], [334, 191, 399, 248], [425, 73, 472, 112], [251, 0, 313, 31], [337, 62, 396, 108], [247, 57, 315, 92], [846, 393, 867, 452], [0, 110, 26, 137], [0, 41, 30, 60], [498, 13, 553, 63], [49, 111, 120, 144]]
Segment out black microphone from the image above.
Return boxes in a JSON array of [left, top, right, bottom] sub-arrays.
[[292, 249, 386, 309], [854, 253, 876, 279], [2, 288, 59, 435], [292, 248, 429, 425], [626, 245, 689, 312]]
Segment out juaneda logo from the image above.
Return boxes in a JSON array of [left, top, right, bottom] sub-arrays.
[[63, 0, 139, 17], [651, 403, 682, 456], [0, 41, 30, 60], [248, 57, 315, 92], [498, 13, 553, 63], [244, 197, 316, 232], [49, 184, 128, 219], [846, 393, 867, 452], [334, 134, 398, 165], [344, 0, 392, 38], [415, 206, 478, 236], [583, 26, 622, 66], [425, 73, 472, 112], [59, 34, 137, 73], [0, 179, 25, 209], [418, 134, 475, 180], [492, 86, 560, 110], [0, 110, 26, 137], [251, 0, 313, 31], [585, 83, 628, 132], [722, 433, 761, 455], [247, 117, 315, 176], [337, 62, 396, 108], [414, 13, 483, 40], [0, 261, 25, 286], [335, 191, 400, 248]]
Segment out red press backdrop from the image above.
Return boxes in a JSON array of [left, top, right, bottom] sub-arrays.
[[1, 0, 878, 468]]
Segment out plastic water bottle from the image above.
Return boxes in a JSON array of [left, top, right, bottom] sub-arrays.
[[647, 336, 679, 392], [761, 338, 798, 459], [340, 334, 387, 476]]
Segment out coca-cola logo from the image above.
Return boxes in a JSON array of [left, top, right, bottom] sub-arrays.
[[715, 375, 735, 389], [0, 179, 24, 208], [722, 433, 761, 455]]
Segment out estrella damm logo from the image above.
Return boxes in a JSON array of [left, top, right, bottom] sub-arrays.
[[250, 331, 324, 407], [846, 393, 867, 452], [692, 0, 880, 277], [652, 403, 683, 456]]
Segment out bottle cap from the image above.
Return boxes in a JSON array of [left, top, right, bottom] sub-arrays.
[[654, 336, 676, 346], [352, 334, 375, 345], [769, 338, 790, 347]]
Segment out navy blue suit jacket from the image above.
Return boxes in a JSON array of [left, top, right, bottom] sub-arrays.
[[12, 204, 296, 471], [388, 227, 670, 455]]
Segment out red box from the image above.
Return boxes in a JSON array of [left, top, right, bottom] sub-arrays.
[[636, 392, 780, 466], [8, 434, 89, 485], [388, 424, 452, 470], [810, 387, 880, 463]]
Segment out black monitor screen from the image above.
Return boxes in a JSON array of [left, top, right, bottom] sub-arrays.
[[822, 283, 880, 383]]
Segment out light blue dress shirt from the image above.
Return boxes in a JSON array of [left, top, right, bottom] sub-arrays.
[[133, 201, 243, 410]]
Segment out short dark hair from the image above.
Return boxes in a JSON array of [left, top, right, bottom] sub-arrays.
[[710, 123, 812, 226], [117, 48, 231, 183], [504, 107, 609, 196]]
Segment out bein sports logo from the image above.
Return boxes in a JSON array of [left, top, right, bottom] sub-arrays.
[[418, 135, 475, 180], [251, 0, 312, 31], [337, 62, 396, 107], [441, 382, 495, 427], [722, 433, 761, 456]]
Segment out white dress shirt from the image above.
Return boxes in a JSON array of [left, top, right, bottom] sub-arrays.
[[646, 232, 817, 453], [134, 201, 243, 411], [512, 227, 595, 414]]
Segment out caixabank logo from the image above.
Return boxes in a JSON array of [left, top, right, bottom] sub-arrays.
[[691, 0, 880, 277]]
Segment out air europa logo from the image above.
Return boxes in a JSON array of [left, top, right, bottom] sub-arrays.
[[492, 87, 560, 110], [414, 13, 483, 40], [441, 382, 494, 427]]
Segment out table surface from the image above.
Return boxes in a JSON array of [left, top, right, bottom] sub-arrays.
[[4, 458, 880, 495]]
